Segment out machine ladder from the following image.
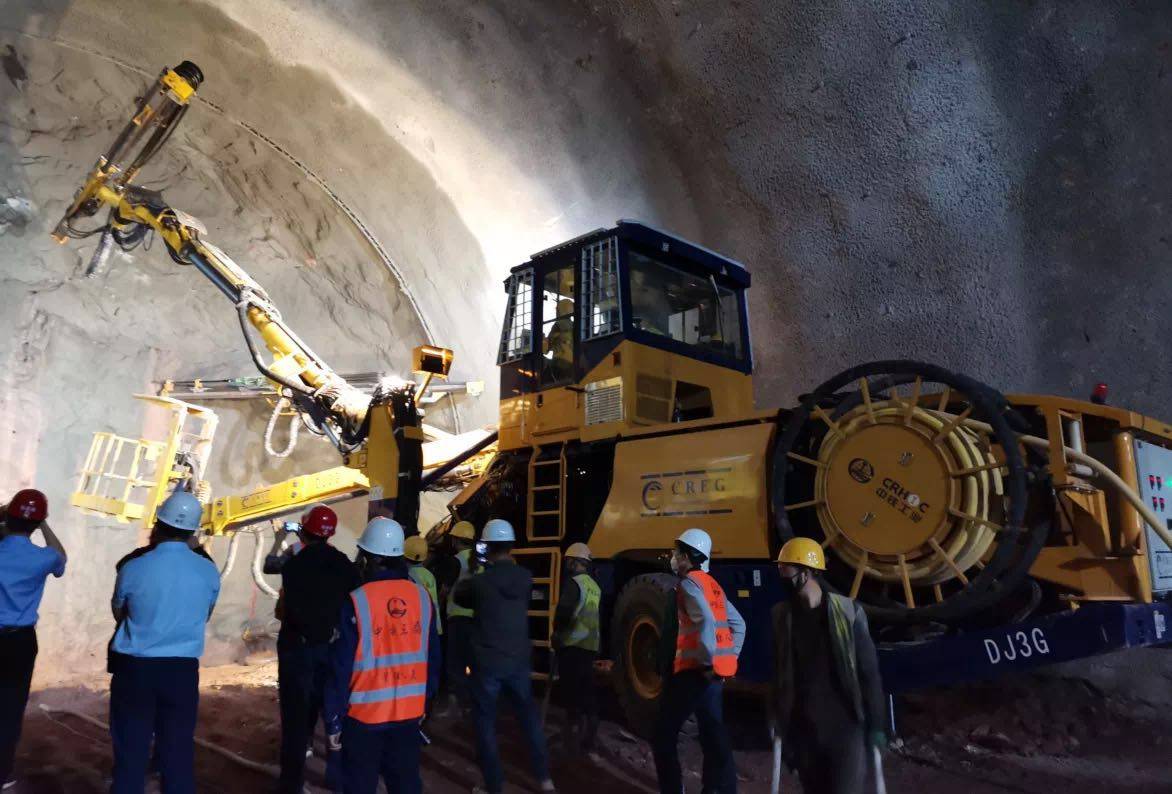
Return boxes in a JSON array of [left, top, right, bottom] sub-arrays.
[[526, 443, 567, 542]]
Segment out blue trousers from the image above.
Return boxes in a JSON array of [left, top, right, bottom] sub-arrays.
[[109, 655, 199, 794], [277, 635, 330, 793], [341, 717, 421, 794], [652, 670, 736, 794], [471, 668, 549, 794]]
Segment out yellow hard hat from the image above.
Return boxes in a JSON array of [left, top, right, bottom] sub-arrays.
[[565, 542, 592, 561], [777, 537, 826, 570], [404, 535, 429, 562], [450, 520, 475, 541]]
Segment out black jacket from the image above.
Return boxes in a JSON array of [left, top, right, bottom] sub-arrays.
[[279, 542, 361, 644], [453, 557, 532, 674]]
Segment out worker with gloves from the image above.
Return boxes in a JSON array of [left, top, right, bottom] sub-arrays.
[[551, 542, 600, 757], [405, 536, 442, 637], [453, 519, 556, 794], [323, 517, 440, 794], [108, 490, 220, 794], [439, 520, 477, 713], [0, 489, 66, 791], [273, 504, 360, 794], [652, 528, 745, 794], [769, 538, 886, 794]]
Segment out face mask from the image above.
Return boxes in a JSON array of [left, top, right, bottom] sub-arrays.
[[670, 553, 686, 576], [779, 569, 805, 598]]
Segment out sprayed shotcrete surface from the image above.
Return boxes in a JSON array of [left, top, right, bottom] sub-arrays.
[[0, 1, 1169, 681]]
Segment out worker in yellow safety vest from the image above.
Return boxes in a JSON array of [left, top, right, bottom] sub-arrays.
[[552, 542, 601, 757], [404, 536, 442, 636], [441, 520, 477, 713], [652, 528, 745, 794]]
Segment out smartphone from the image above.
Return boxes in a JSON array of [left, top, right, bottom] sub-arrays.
[[475, 541, 488, 565], [283, 521, 301, 533]]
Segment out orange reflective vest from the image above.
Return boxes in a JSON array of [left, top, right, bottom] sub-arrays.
[[348, 578, 432, 724], [674, 570, 738, 677]]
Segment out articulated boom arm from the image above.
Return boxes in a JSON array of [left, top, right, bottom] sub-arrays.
[[52, 61, 370, 449]]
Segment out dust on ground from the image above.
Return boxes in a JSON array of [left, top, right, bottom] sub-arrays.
[[9, 661, 1172, 792]]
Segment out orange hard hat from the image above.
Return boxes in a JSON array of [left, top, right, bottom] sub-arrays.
[[301, 504, 338, 539], [6, 489, 48, 523]]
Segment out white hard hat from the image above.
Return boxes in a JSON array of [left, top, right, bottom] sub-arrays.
[[676, 528, 712, 560], [482, 518, 516, 543], [565, 542, 592, 561], [357, 517, 405, 557], [156, 490, 203, 532]]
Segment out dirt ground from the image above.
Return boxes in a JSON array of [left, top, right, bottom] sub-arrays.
[[9, 661, 1172, 793]]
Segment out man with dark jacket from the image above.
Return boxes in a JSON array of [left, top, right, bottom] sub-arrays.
[[769, 538, 886, 794], [274, 505, 360, 794], [453, 519, 555, 794]]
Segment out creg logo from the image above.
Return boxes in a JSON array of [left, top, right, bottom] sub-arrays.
[[848, 458, 874, 484], [642, 481, 664, 512]]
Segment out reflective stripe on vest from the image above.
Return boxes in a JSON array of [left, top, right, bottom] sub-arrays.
[[446, 549, 475, 620], [409, 565, 443, 635], [348, 579, 431, 724], [562, 574, 601, 652], [674, 570, 738, 677]]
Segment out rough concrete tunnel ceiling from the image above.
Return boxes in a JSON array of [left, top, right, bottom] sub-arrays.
[[1, 1, 1170, 678]]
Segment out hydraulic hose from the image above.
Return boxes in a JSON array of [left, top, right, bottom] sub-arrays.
[[954, 416, 1172, 550], [249, 528, 279, 599], [218, 531, 241, 581], [263, 395, 299, 458]]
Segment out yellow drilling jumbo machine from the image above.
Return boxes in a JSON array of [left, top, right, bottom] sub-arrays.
[[58, 62, 1172, 734]]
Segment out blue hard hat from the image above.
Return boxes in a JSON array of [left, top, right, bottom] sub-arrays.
[[156, 490, 203, 532]]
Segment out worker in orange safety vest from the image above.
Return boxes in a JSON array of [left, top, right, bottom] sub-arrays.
[[652, 528, 746, 794], [323, 518, 441, 794]]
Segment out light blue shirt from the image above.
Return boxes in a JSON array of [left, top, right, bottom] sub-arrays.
[[112, 541, 221, 659], [0, 534, 66, 627]]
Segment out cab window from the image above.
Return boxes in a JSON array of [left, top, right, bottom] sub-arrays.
[[540, 266, 575, 385], [497, 269, 534, 364], [628, 250, 744, 362]]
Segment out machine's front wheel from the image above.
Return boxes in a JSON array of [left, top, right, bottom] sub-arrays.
[[611, 572, 677, 737]]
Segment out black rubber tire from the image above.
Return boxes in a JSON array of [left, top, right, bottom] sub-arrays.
[[610, 572, 677, 738]]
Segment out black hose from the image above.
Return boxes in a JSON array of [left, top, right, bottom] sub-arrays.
[[771, 360, 1038, 625]]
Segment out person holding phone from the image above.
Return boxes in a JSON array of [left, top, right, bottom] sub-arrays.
[[453, 519, 555, 794], [271, 505, 360, 794], [0, 489, 66, 791]]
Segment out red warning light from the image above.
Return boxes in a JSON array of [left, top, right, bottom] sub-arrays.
[[1161, 498, 1167, 511], [1091, 383, 1109, 405]]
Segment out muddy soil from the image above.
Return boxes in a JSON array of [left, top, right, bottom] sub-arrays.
[[8, 662, 1171, 793]]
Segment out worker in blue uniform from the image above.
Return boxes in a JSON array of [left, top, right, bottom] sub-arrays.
[[323, 517, 441, 794], [108, 490, 220, 794], [0, 489, 67, 791]]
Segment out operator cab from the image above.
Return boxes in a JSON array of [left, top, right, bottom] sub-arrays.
[[496, 221, 755, 448]]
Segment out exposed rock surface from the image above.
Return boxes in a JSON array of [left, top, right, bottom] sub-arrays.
[[0, 1, 1169, 678]]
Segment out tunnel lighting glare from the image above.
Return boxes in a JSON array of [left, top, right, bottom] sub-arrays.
[[379, 374, 411, 392]]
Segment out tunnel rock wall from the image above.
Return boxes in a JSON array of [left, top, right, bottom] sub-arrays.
[[0, 0, 1169, 682]]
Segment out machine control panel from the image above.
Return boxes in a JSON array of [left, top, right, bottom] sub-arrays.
[[1135, 439, 1172, 593]]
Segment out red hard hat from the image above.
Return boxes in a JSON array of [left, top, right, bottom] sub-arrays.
[[301, 505, 338, 539], [6, 489, 48, 523]]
